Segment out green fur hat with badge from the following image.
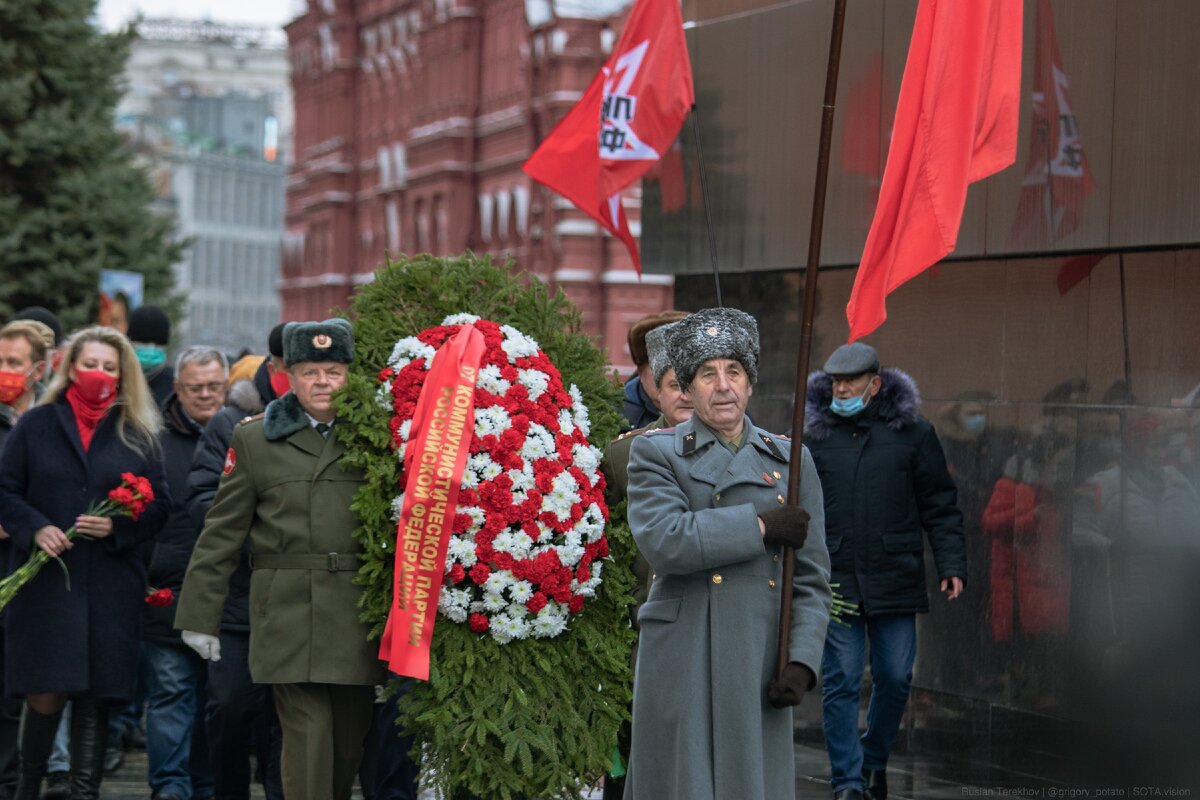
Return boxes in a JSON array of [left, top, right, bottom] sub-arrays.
[[283, 318, 355, 366]]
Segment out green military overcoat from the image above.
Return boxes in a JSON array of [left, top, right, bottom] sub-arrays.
[[175, 393, 385, 686], [601, 415, 665, 612]]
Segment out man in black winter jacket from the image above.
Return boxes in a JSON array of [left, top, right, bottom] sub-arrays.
[[804, 343, 965, 800], [144, 346, 228, 800], [184, 330, 286, 800]]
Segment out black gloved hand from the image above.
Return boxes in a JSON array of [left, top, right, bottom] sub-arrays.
[[759, 505, 810, 549], [767, 662, 815, 709]]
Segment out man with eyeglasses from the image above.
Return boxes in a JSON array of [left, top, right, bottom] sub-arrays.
[[143, 346, 229, 800], [175, 320, 384, 800]]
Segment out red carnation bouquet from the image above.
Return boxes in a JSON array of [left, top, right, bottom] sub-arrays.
[[0, 472, 154, 611]]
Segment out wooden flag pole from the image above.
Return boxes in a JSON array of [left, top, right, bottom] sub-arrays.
[[776, 0, 849, 681]]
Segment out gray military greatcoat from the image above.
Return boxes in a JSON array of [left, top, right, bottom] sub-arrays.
[[623, 415, 832, 800]]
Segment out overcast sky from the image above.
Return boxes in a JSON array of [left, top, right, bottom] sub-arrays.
[[95, 0, 301, 31]]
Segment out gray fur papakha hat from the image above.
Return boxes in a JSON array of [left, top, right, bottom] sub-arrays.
[[645, 321, 680, 387], [823, 342, 879, 376], [668, 308, 759, 390], [283, 319, 354, 367]]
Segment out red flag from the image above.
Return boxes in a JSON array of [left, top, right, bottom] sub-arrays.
[[522, 0, 694, 273], [845, 0, 1023, 342], [1008, 0, 1094, 250]]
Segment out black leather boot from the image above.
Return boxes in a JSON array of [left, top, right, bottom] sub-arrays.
[[14, 704, 64, 800], [864, 767, 888, 800], [68, 698, 108, 800], [833, 789, 865, 800]]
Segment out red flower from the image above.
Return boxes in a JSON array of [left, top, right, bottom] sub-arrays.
[[525, 592, 548, 614], [468, 613, 490, 633], [144, 588, 175, 607], [447, 564, 465, 584], [468, 563, 491, 585], [568, 595, 585, 613]]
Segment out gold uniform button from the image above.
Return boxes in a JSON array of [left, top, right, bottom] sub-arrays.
[[773, 471, 782, 480], [714, 492, 721, 501], [776, 494, 785, 505], [768, 579, 777, 588], [711, 574, 723, 585], [772, 554, 780, 562]]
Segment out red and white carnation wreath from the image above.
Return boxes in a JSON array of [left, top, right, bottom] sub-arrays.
[[376, 315, 609, 644]]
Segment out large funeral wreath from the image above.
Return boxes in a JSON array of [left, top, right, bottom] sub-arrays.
[[338, 254, 636, 799]]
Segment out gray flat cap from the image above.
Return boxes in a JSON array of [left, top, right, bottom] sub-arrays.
[[646, 321, 679, 388], [668, 308, 759, 390], [823, 342, 880, 376]]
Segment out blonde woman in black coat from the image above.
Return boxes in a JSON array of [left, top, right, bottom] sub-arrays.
[[0, 326, 170, 800]]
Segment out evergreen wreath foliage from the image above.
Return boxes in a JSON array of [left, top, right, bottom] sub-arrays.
[[338, 253, 636, 799]]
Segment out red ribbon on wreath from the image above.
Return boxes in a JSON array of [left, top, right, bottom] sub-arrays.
[[379, 324, 486, 680]]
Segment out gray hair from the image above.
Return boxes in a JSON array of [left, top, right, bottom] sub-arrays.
[[174, 346, 228, 376]]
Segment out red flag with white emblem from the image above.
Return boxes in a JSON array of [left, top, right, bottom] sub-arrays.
[[1008, 0, 1094, 250], [522, 0, 694, 273]]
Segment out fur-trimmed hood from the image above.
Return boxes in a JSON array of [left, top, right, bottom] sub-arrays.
[[263, 391, 309, 441], [804, 367, 921, 441], [227, 378, 266, 416]]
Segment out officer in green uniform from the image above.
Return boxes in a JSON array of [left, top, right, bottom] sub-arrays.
[[175, 319, 385, 800]]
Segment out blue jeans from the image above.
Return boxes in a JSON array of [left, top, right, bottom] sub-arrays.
[[48, 702, 70, 773], [821, 613, 916, 793], [146, 641, 214, 799]]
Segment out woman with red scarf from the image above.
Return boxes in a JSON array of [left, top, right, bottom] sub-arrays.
[[0, 326, 170, 799]]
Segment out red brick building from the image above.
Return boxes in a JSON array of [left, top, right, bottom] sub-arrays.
[[283, 0, 673, 373]]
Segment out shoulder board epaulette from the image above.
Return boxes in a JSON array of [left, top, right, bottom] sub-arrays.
[[238, 413, 265, 426], [615, 425, 651, 441], [646, 427, 675, 435]]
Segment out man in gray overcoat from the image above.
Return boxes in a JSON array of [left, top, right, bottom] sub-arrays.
[[623, 308, 832, 800]]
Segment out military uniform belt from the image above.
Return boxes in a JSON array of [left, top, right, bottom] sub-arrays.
[[248, 552, 363, 572]]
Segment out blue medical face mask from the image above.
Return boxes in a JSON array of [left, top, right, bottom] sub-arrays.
[[830, 384, 871, 417], [134, 344, 167, 370], [962, 413, 987, 436]]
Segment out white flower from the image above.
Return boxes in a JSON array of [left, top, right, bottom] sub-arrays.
[[389, 494, 404, 522], [375, 383, 392, 411], [398, 419, 412, 442], [530, 605, 568, 637], [489, 613, 529, 644], [506, 600, 530, 618], [474, 406, 511, 439], [389, 336, 435, 368], [556, 543, 585, 567], [508, 580, 534, 604], [482, 591, 507, 612], [483, 571, 514, 596], [500, 325, 540, 360], [438, 588, 471, 623], [557, 408, 576, 436], [571, 442, 600, 476], [441, 313, 481, 326], [518, 369, 550, 401], [577, 503, 605, 542], [568, 385, 591, 436], [446, 536, 478, 567], [521, 424, 555, 461], [510, 531, 534, 558], [476, 364, 511, 396], [459, 505, 486, 534], [543, 471, 580, 520], [508, 467, 536, 493]]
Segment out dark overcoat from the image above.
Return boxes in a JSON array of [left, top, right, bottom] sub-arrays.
[[804, 368, 966, 615], [624, 416, 832, 800], [174, 392, 384, 686], [0, 399, 170, 700], [143, 394, 204, 644]]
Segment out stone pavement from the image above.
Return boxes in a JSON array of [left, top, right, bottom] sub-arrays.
[[96, 739, 1029, 800]]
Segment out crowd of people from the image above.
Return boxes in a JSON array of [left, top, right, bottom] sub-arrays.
[[0, 309, 419, 800], [5, 299, 1180, 800]]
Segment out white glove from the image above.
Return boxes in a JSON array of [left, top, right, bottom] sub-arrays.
[[181, 630, 222, 662]]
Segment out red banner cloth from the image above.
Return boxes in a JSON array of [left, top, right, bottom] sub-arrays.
[[846, 0, 1023, 342], [379, 325, 485, 680], [522, 0, 694, 273]]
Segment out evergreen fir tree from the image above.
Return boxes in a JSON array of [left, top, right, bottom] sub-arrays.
[[0, 0, 181, 329]]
